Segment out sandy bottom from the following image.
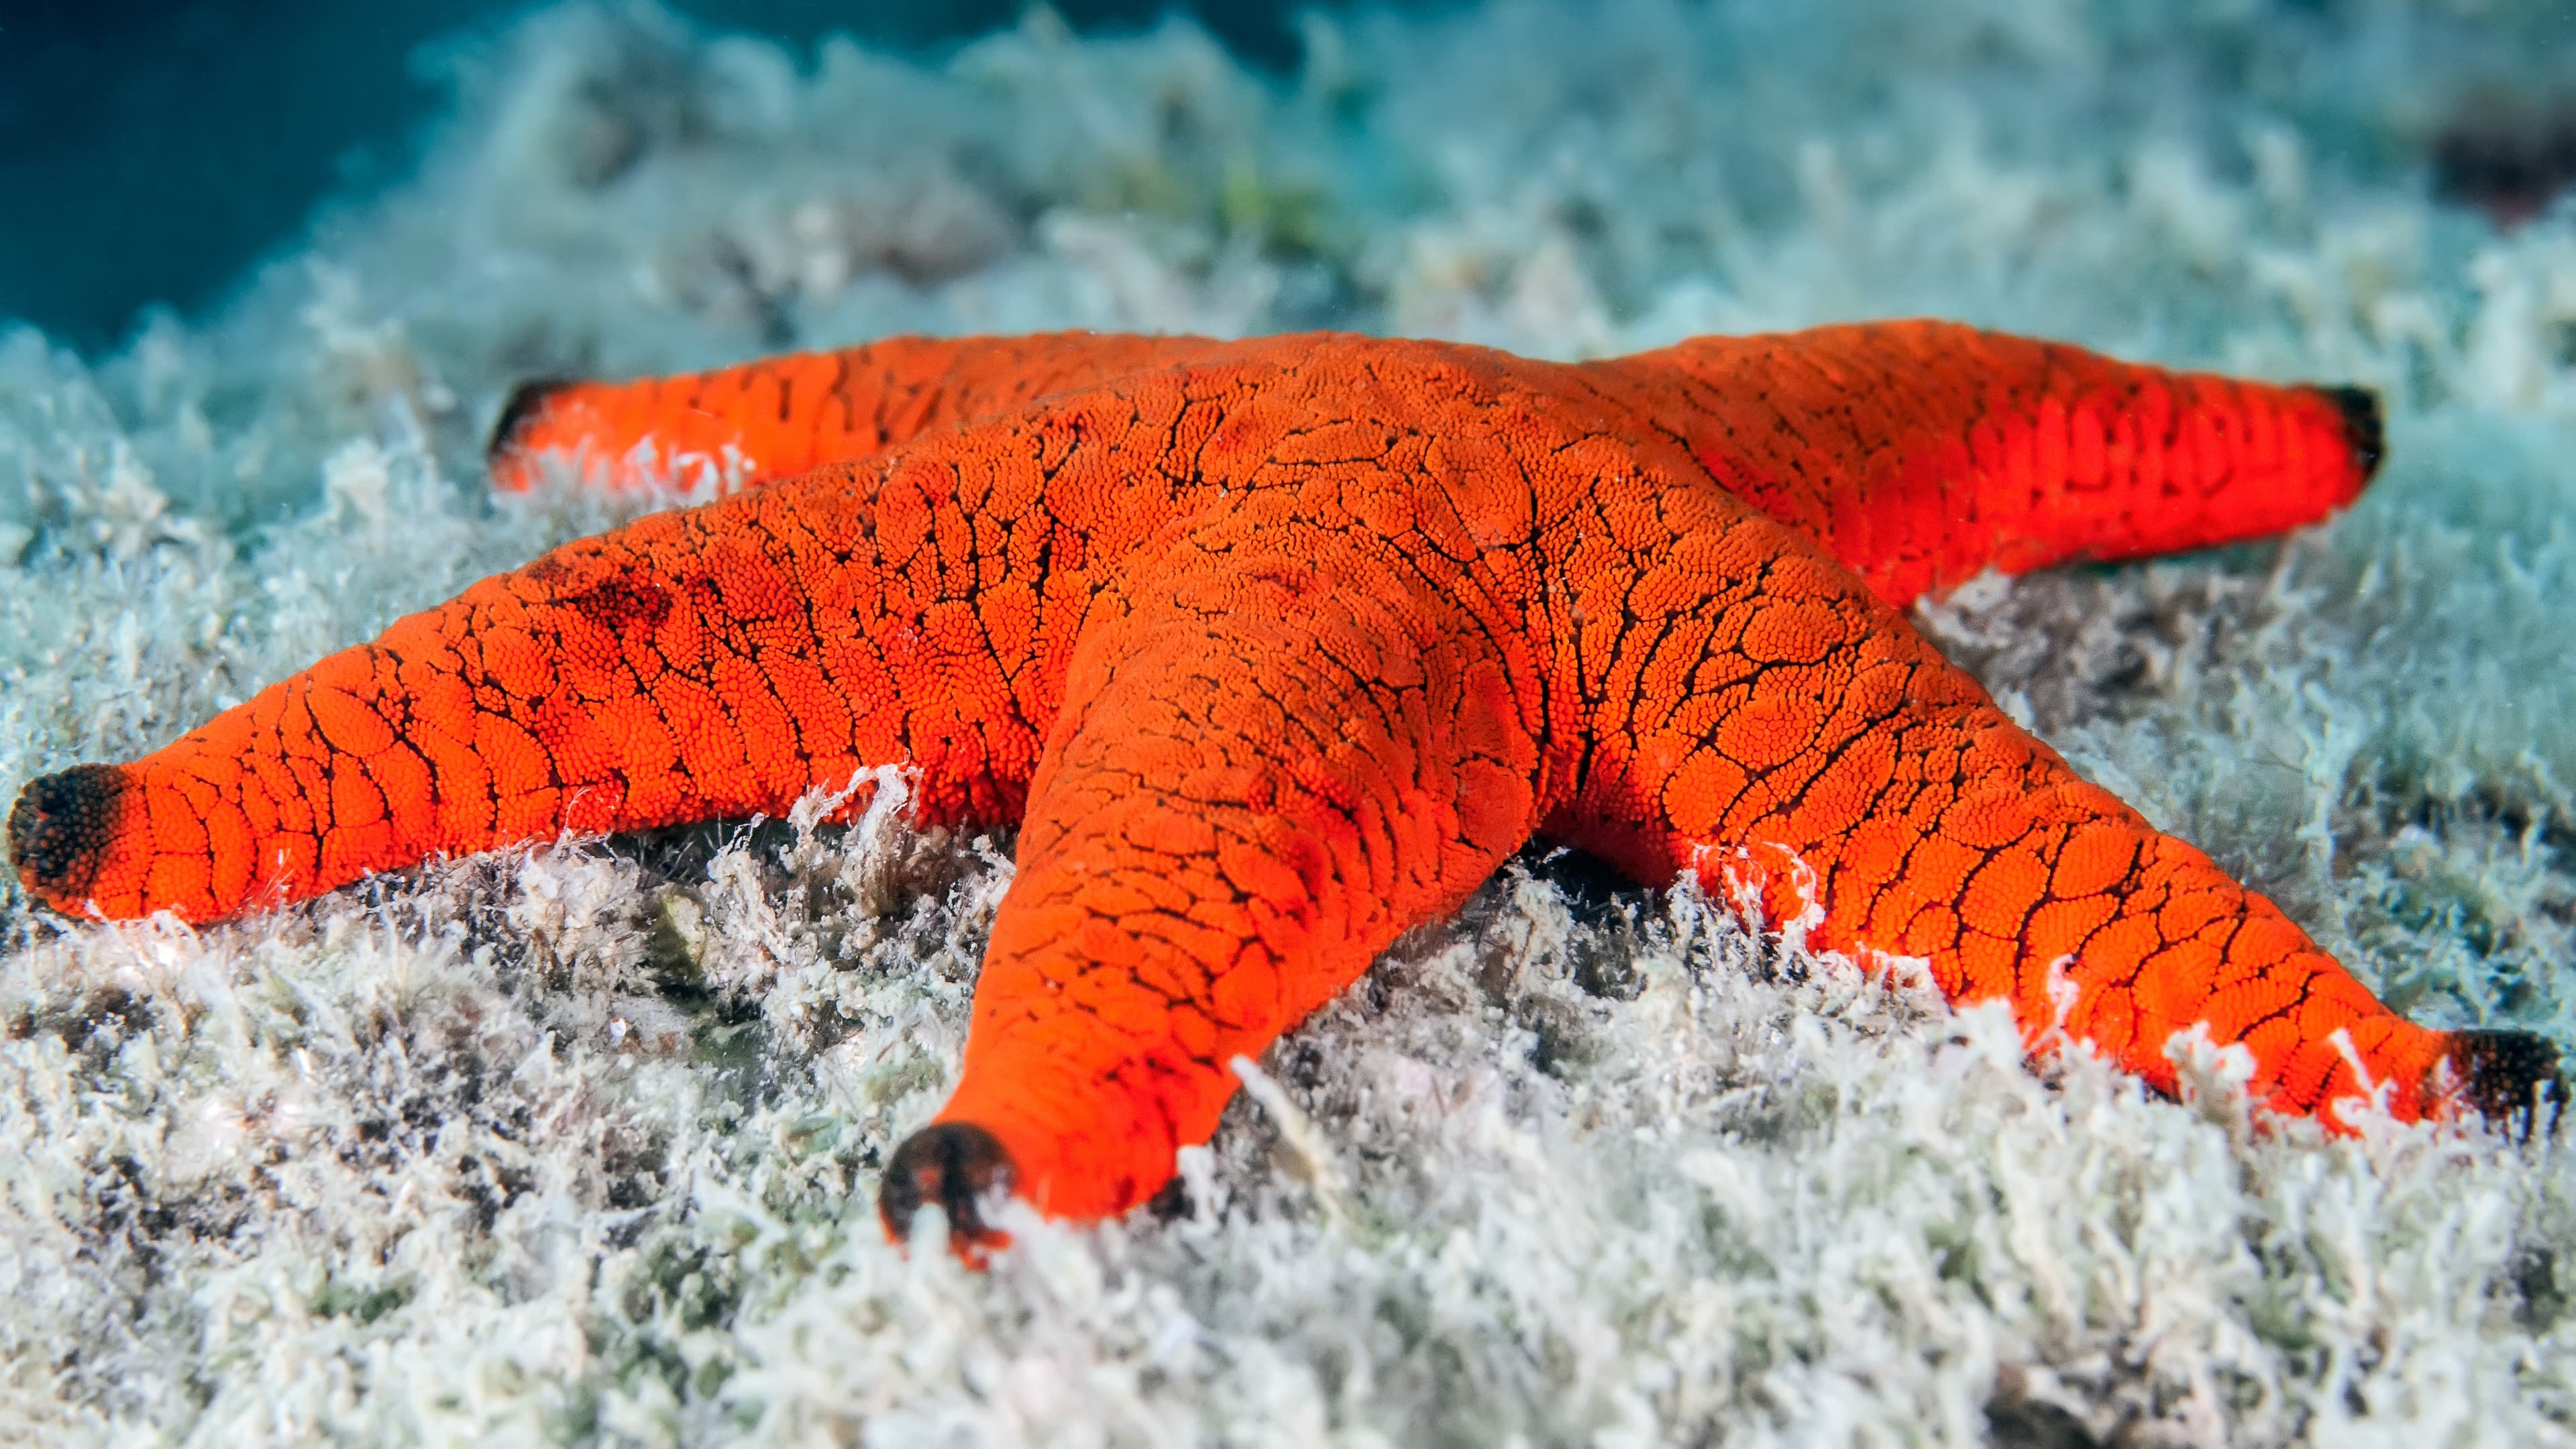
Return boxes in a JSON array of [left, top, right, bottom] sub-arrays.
[[3, 1, 2573, 1442]]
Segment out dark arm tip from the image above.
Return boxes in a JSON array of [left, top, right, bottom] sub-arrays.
[[879, 1120, 1018, 1259], [2317, 384, 2385, 481], [486, 378, 579, 461], [8, 764, 125, 902], [2450, 1028, 2565, 1138]]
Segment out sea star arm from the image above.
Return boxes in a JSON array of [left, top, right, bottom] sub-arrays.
[[1540, 491, 2518, 1125], [488, 330, 1231, 493], [0, 445, 1102, 922], [883, 488, 1548, 1240], [1589, 320, 2382, 605]]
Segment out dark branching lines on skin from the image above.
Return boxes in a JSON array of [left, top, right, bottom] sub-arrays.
[[9, 324, 2559, 1261]]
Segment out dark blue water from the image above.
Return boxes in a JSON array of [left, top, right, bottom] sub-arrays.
[[0, 0, 1387, 352]]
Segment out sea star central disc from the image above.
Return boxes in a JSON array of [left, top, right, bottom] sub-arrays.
[[9, 323, 2556, 1256]]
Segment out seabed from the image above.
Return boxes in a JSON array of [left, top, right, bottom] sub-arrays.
[[2, 1, 2574, 1442]]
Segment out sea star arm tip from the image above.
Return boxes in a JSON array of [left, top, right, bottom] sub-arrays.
[[7, 763, 127, 912], [2319, 381, 2387, 478], [2447, 1026, 2567, 1137], [879, 1120, 1018, 1260], [486, 376, 580, 475]]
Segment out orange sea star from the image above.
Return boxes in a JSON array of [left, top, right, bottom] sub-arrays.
[[9, 323, 2557, 1254]]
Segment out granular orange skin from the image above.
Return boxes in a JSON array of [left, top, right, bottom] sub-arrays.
[[11, 323, 2553, 1251]]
